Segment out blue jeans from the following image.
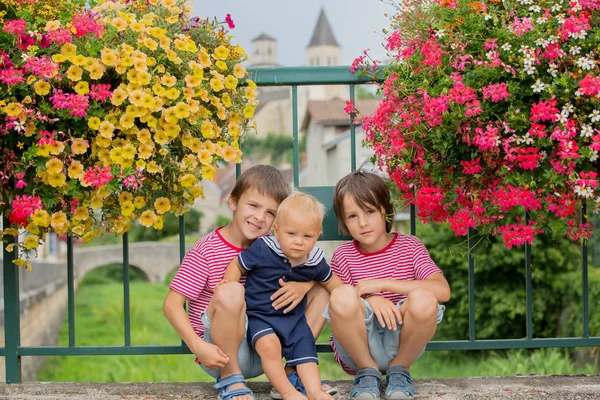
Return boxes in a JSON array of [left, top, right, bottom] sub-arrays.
[[323, 298, 445, 374], [200, 312, 264, 379]]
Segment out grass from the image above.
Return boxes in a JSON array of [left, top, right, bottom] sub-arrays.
[[37, 276, 598, 382]]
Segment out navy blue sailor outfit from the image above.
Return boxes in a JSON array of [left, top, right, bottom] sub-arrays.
[[238, 235, 332, 366]]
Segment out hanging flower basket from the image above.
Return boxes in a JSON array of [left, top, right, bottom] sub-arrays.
[[0, 0, 257, 268], [356, 0, 600, 247]]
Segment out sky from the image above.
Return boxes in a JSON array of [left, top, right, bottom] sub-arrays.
[[191, 0, 396, 67]]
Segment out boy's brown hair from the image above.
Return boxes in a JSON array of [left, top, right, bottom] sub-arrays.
[[333, 170, 394, 235], [230, 165, 291, 205]]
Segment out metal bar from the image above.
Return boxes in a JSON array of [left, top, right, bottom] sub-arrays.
[[67, 234, 75, 346], [292, 85, 299, 188], [525, 211, 533, 340], [410, 204, 416, 236], [247, 66, 386, 86], [350, 84, 356, 172], [468, 227, 476, 341], [16, 336, 600, 357], [123, 232, 131, 347], [581, 202, 589, 338], [236, 163, 241, 179], [3, 215, 22, 383], [179, 215, 185, 264]]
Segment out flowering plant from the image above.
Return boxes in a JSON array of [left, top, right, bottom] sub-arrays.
[[0, 0, 257, 268], [354, 0, 600, 246]]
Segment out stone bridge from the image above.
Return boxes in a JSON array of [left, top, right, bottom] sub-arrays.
[[73, 242, 195, 284]]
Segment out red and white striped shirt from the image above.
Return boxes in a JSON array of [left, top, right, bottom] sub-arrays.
[[169, 227, 246, 339], [329, 232, 441, 374]]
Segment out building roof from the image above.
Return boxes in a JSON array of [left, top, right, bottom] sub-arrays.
[[301, 98, 380, 130], [308, 8, 339, 48], [252, 32, 276, 42], [255, 87, 290, 113]]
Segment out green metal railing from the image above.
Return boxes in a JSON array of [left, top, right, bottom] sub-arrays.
[[3, 66, 600, 383]]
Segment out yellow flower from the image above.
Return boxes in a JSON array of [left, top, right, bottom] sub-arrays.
[[185, 75, 201, 87], [128, 89, 144, 106], [90, 195, 103, 209], [122, 143, 136, 160], [130, 21, 145, 32], [111, 88, 127, 106], [154, 215, 164, 230], [88, 62, 105, 80], [68, 161, 84, 179], [112, 17, 128, 31], [154, 130, 168, 144], [174, 102, 190, 119], [214, 45, 230, 60], [210, 78, 224, 92], [179, 173, 197, 188], [95, 136, 111, 148], [23, 235, 39, 250], [198, 149, 213, 165], [245, 86, 257, 100], [73, 207, 89, 221], [147, 161, 160, 174], [138, 143, 154, 159], [139, 210, 157, 227], [165, 87, 180, 100], [142, 37, 158, 51], [71, 139, 89, 155], [46, 158, 63, 174], [74, 81, 90, 95], [44, 20, 60, 31], [202, 165, 216, 181], [61, 43, 77, 57], [12, 259, 27, 268], [50, 212, 69, 235], [99, 120, 115, 138], [137, 128, 152, 143], [243, 105, 255, 119], [233, 63, 246, 79], [198, 48, 212, 67], [152, 83, 166, 96], [201, 120, 215, 139], [134, 196, 146, 209], [215, 60, 228, 71], [161, 74, 177, 87], [88, 117, 101, 130], [82, 231, 98, 243], [3, 102, 22, 117], [148, 27, 167, 38], [34, 80, 51, 96], [4, 228, 19, 237], [154, 197, 171, 214], [121, 201, 135, 217], [72, 54, 87, 66], [31, 210, 51, 227], [221, 93, 232, 108], [48, 173, 66, 187], [224, 75, 238, 89], [27, 224, 40, 235], [52, 54, 67, 63], [120, 56, 134, 68], [190, 186, 205, 200], [221, 146, 236, 162], [66, 65, 83, 81], [101, 49, 119, 66]]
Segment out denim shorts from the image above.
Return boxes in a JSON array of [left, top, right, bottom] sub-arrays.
[[200, 312, 264, 379], [323, 298, 445, 374]]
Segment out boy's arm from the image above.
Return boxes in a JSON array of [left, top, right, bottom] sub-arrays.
[[357, 273, 451, 302], [272, 279, 315, 313], [321, 273, 344, 293], [222, 258, 245, 282], [163, 289, 229, 369]]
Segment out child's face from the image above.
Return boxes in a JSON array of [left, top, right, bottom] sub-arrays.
[[274, 211, 322, 265], [229, 187, 279, 242], [341, 193, 389, 252]]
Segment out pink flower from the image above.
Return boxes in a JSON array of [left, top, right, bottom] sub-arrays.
[[482, 82, 510, 102], [225, 14, 235, 29], [3, 19, 27, 35], [578, 74, 600, 96], [9, 195, 42, 227], [460, 158, 482, 175], [15, 172, 27, 189], [344, 100, 358, 115], [83, 166, 113, 188]]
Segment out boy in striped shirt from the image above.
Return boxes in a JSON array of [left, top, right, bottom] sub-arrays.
[[164, 165, 334, 400], [324, 171, 451, 400]]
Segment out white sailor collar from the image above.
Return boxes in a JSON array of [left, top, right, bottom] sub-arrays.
[[260, 235, 324, 266]]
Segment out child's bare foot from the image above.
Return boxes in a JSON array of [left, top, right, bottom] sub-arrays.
[[282, 389, 308, 400], [308, 391, 335, 400]]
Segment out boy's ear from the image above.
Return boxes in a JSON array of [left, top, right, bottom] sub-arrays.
[[228, 195, 238, 212], [273, 223, 279, 235]]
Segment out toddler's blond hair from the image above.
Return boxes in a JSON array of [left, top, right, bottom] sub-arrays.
[[275, 192, 325, 226]]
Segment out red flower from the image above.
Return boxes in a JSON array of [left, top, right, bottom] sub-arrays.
[[225, 14, 235, 29]]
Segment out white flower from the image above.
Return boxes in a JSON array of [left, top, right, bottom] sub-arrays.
[[501, 43, 512, 52], [551, 4, 562, 11], [591, 151, 599, 162], [557, 113, 568, 124], [529, 5, 541, 12], [570, 46, 581, 55], [589, 110, 600, 122], [576, 56, 595, 70], [13, 121, 25, 132], [484, 14, 492, 21], [575, 185, 594, 198], [536, 17, 548, 24], [572, 30, 587, 40], [581, 124, 594, 137], [21, 53, 29, 61], [435, 29, 445, 38], [516, 133, 534, 145], [563, 103, 574, 114], [524, 64, 536, 75], [532, 80, 546, 93], [535, 38, 548, 47]]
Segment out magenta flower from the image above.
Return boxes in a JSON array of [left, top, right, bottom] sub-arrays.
[[225, 14, 235, 29]]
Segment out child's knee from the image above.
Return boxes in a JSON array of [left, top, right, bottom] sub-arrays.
[[405, 288, 438, 320], [329, 285, 360, 316], [254, 334, 281, 358], [213, 281, 245, 311]]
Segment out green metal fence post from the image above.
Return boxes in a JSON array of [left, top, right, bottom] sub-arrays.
[[3, 215, 22, 383]]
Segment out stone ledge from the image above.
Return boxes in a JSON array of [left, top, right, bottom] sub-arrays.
[[0, 375, 599, 400]]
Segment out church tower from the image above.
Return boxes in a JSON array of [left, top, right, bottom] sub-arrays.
[[305, 8, 345, 100], [251, 33, 278, 67]]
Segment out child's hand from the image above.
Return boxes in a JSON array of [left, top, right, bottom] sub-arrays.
[[271, 279, 312, 313], [356, 279, 384, 297], [216, 278, 229, 289], [282, 389, 308, 400], [196, 341, 230, 370], [365, 295, 402, 331]]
